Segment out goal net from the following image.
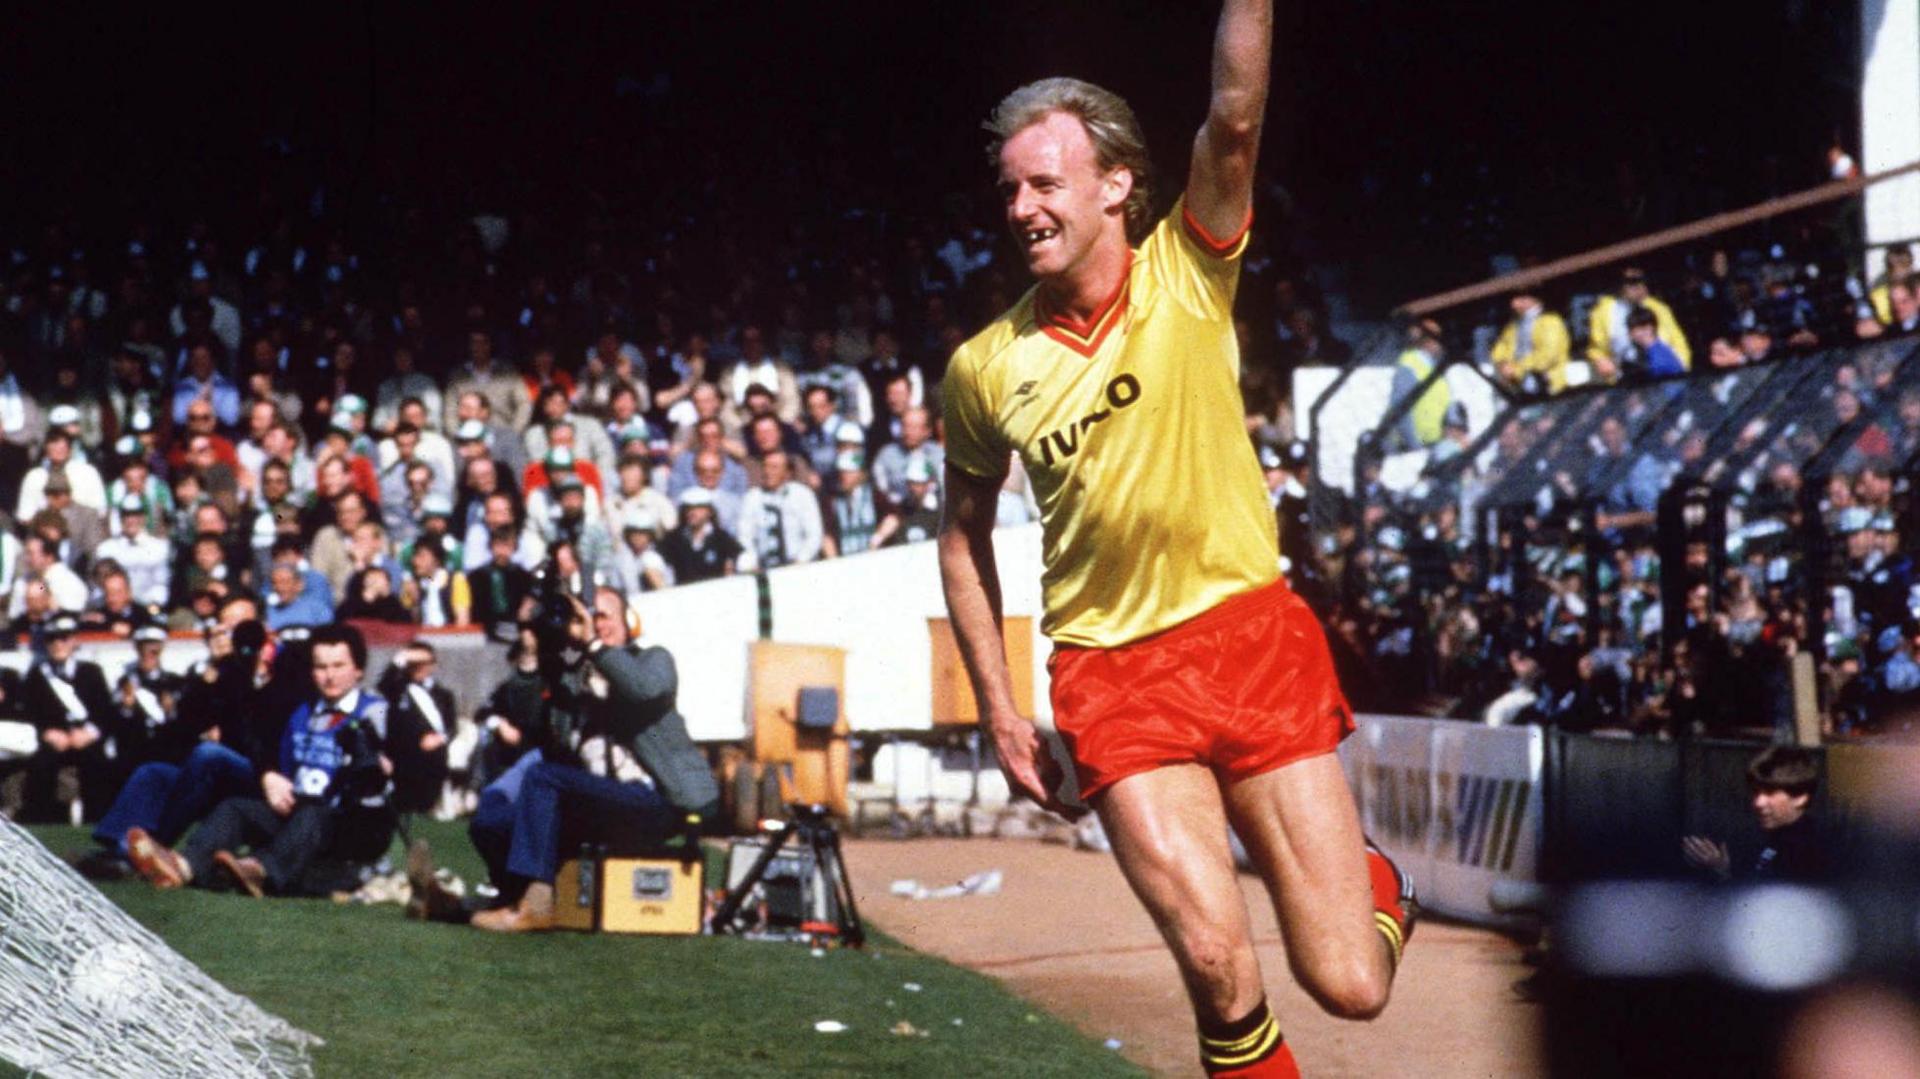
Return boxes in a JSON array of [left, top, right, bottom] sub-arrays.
[[0, 816, 321, 1078]]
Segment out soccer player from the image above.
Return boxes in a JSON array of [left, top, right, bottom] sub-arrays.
[[937, 4, 1414, 1075]]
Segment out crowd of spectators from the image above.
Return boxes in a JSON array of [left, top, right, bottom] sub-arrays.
[[1479, 240, 1913, 399], [1304, 231, 1920, 741], [0, 203, 1153, 665]]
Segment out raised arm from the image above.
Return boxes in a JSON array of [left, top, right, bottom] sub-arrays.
[[1186, 0, 1272, 242], [938, 463, 1070, 814]]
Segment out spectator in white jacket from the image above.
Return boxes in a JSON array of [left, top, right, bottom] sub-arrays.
[[736, 451, 823, 572], [17, 430, 106, 520]]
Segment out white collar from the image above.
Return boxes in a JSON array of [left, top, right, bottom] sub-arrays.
[[319, 688, 362, 715]]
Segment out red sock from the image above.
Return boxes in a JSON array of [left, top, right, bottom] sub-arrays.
[[1365, 841, 1416, 970], [1200, 998, 1299, 1077], [1208, 1039, 1299, 1078]]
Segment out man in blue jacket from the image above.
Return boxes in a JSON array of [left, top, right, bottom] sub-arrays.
[[127, 622, 394, 897]]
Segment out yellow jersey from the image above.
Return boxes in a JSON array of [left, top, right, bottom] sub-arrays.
[[943, 197, 1279, 648]]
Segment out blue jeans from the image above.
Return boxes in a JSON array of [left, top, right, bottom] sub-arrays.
[[504, 761, 673, 884], [91, 743, 256, 853], [468, 749, 545, 892], [467, 752, 674, 886]]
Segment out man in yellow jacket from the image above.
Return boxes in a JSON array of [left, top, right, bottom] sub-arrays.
[[1870, 245, 1912, 324], [1390, 319, 1451, 448], [1586, 267, 1690, 382], [1491, 289, 1570, 394]]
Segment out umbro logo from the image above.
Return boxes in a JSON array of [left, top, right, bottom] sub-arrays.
[[1014, 381, 1037, 396], [1010, 379, 1042, 414]]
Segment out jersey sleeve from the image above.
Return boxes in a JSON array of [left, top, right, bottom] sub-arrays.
[[1142, 194, 1251, 322], [940, 344, 1009, 481]]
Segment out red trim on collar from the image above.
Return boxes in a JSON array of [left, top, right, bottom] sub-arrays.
[[1036, 253, 1131, 359], [1181, 204, 1253, 256]]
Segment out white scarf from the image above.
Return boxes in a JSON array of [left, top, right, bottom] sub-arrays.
[[0, 374, 23, 433], [44, 666, 88, 721], [406, 682, 445, 735], [416, 570, 448, 627]]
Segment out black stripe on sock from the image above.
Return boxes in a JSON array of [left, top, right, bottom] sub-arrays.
[[1199, 997, 1272, 1045]]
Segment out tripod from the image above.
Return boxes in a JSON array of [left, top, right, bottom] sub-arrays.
[[709, 804, 865, 947]]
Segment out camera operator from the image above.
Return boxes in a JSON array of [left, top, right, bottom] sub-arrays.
[[460, 586, 719, 932], [126, 623, 399, 898]]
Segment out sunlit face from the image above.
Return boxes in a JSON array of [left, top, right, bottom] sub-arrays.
[[1750, 785, 1810, 831], [609, 389, 637, 422], [407, 649, 436, 683], [694, 454, 724, 489], [310, 641, 362, 702], [997, 111, 1130, 281], [335, 495, 368, 532], [593, 589, 629, 647], [1892, 284, 1918, 323], [692, 383, 721, 419], [901, 409, 930, 448], [762, 452, 790, 490], [619, 460, 646, 495], [318, 458, 351, 497], [483, 494, 514, 529], [805, 389, 835, 425], [884, 379, 911, 416], [270, 564, 301, 601]]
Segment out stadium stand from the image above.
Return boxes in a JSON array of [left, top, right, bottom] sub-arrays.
[[1293, 165, 1920, 739]]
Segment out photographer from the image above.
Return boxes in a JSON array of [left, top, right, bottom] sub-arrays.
[[127, 623, 398, 898], [462, 587, 718, 932]]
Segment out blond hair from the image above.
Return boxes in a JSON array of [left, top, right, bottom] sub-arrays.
[[984, 77, 1154, 244]]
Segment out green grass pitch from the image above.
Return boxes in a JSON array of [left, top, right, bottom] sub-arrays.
[[15, 822, 1144, 1078]]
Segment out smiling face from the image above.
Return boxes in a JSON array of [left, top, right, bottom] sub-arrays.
[[997, 111, 1130, 282]]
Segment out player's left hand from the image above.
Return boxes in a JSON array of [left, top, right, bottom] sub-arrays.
[[986, 710, 1084, 820]]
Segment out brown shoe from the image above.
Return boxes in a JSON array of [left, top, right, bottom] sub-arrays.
[[125, 827, 190, 888], [403, 838, 468, 923], [471, 883, 555, 933], [407, 876, 472, 924], [214, 851, 268, 898]]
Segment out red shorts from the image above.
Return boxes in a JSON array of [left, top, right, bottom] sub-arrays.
[[1048, 579, 1354, 803]]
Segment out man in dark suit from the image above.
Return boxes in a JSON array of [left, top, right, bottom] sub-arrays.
[[380, 639, 458, 816], [19, 615, 121, 822]]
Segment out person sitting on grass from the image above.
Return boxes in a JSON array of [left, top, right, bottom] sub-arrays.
[[125, 622, 398, 898], [78, 598, 298, 879]]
